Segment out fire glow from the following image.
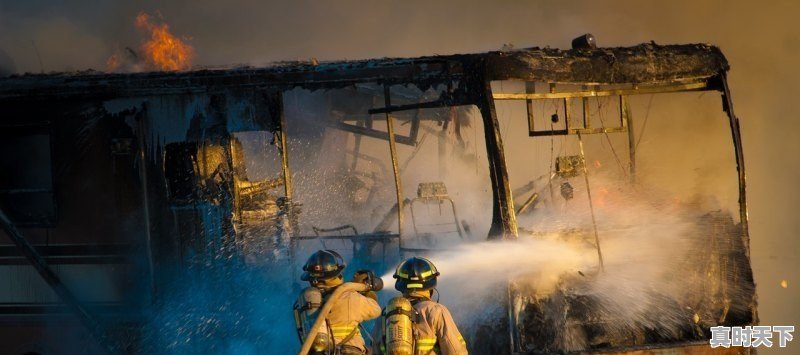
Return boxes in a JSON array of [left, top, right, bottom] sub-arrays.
[[135, 11, 193, 71]]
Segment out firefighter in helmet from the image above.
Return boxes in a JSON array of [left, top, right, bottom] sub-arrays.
[[375, 257, 468, 355], [294, 250, 382, 355]]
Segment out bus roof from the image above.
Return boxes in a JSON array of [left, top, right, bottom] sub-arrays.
[[0, 42, 728, 100]]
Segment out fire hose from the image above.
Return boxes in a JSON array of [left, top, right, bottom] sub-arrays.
[[297, 282, 370, 355]]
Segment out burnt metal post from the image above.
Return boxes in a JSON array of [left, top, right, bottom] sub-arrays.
[[622, 95, 636, 183], [278, 91, 293, 203], [472, 75, 518, 240], [384, 84, 405, 237], [720, 74, 751, 256], [351, 121, 363, 171], [719, 72, 758, 325], [0, 208, 121, 354], [135, 109, 157, 298], [275, 90, 298, 236]]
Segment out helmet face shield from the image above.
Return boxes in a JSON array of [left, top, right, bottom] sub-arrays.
[[301, 250, 346, 282], [393, 257, 440, 291]]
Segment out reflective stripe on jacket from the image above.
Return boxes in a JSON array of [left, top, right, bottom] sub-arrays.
[[411, 296, 468, 355]]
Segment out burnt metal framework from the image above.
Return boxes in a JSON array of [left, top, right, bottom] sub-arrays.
[[0, 42, 741, 238], [491, 65, 752, 353], [0, 42, 752, 352]]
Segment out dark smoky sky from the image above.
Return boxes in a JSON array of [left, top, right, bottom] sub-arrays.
[[1, 0, 798, 346]]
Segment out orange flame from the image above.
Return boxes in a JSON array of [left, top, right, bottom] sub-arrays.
[[135, 12, 193, 71]]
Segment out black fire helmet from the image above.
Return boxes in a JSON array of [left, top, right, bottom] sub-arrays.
[[301, 249, 346, 282], [393, 257, 440, 292]]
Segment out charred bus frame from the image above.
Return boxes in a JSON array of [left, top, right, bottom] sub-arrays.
[[0, 42, 754, 354]]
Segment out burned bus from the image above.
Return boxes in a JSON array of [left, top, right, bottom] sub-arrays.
[[0, 40, 756, 354]]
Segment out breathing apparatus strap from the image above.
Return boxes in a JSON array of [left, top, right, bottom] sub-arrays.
[[383, 307, 418, 322], [296, 301, 322, 312]]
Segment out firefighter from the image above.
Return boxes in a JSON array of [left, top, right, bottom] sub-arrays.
[[376, 257, 468, 355], [294, 249, 382, 355]]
